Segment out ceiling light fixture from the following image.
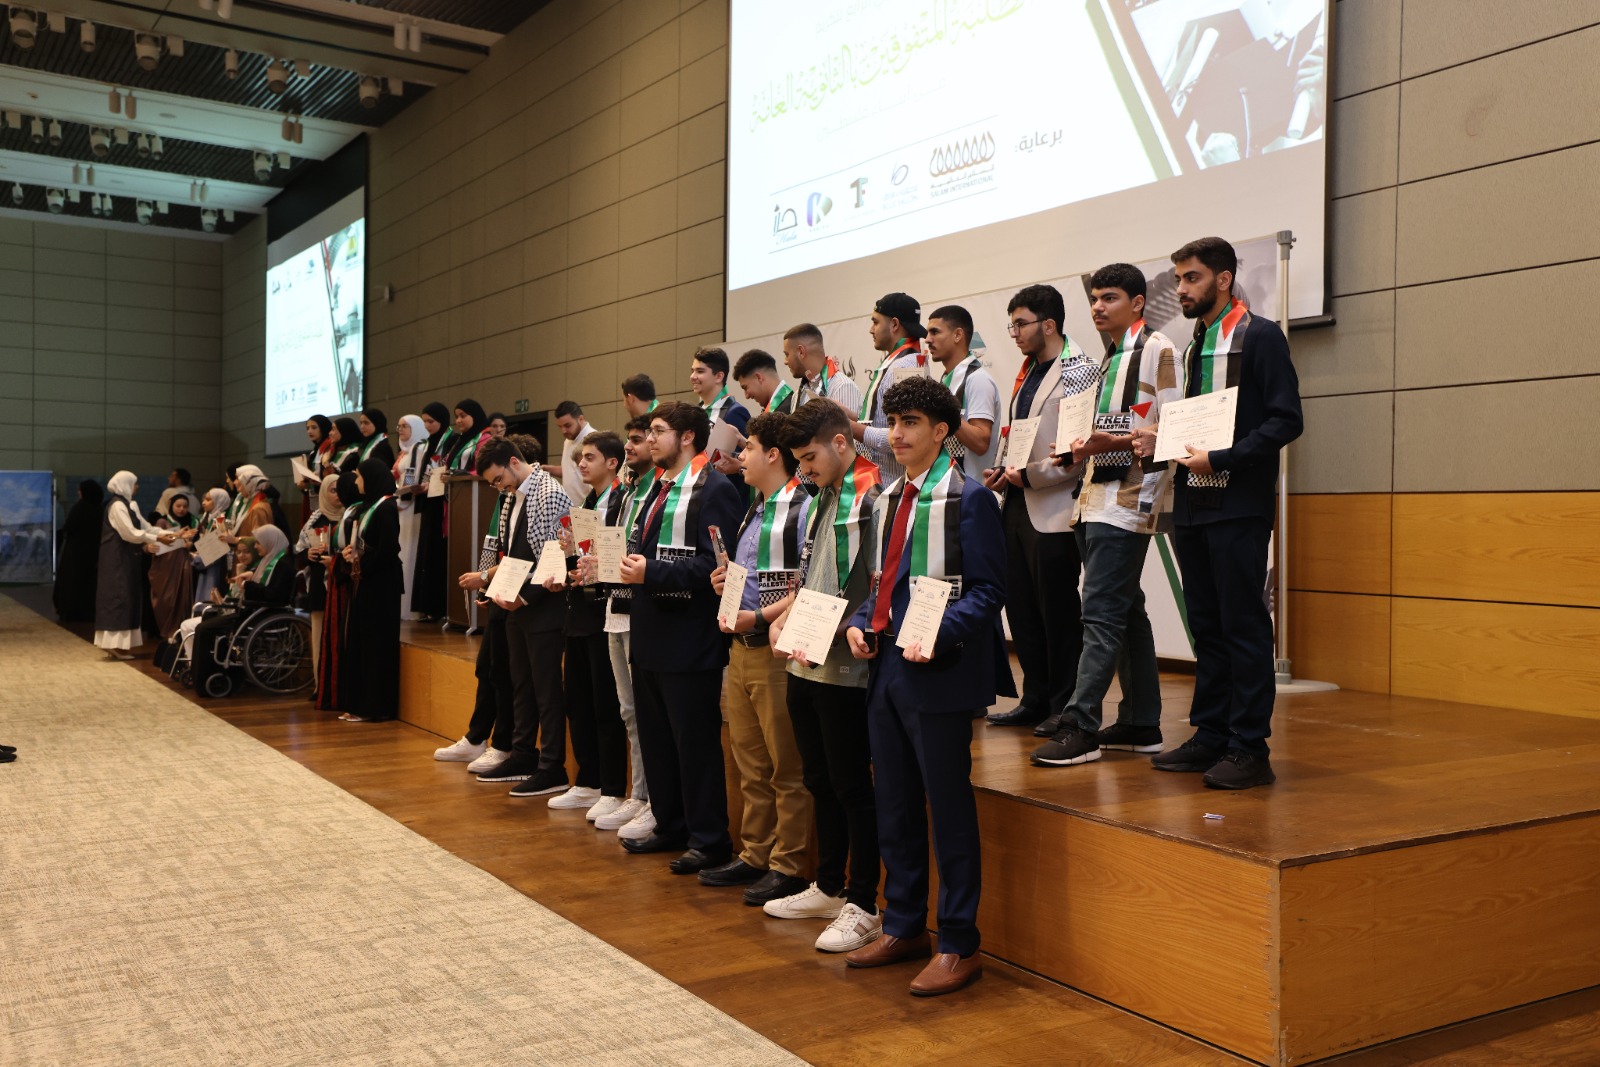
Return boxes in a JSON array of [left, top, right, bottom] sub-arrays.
[[387, 77, 403, 97], [167, 35, 183, 56], [47, 187, 65, 213], [189, 180, 198, 202], [295, 58, 310, 78], [8, 9, 37, 49], [358, 76, 380, 109], [276, 150, 290, 169], [137, 133, 151, 158], [79, 20, 95, 53], [224, 48, 238, 79], [85, 165, 94, 186], [393, 21, 405, 50], [125, 92, 138, 120], [150, 135, 164, 160], [47, 118, 61, 146], [114, 127, 129, 146], [91, 192, 102, 216], [109, 87, 122, 115], [137, 199, 153, 225], [89, 128, 109, 157], [10, 183, 22, 206], [134, 33, 161, 72], [408, 23, 421, 52], [223, 209, 235, 223], [72, 162, 80, 183], [199, 0, 212, 9], [29, 116, 43, 145], [217, 0, 233, 18], [201, 208, 218, 232], [253, 151, 272, 181], [265, 59, 288, 94]]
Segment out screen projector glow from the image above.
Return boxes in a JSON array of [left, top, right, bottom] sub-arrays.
[[263, 188, 366, 454], [727, 0, 1330, 338]]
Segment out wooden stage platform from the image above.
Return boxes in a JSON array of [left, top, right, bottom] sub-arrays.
[[397, 621, 1600, 1066]]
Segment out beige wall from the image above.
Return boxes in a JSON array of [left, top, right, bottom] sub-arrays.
[[220, 217, 267, 467], [0, 216, 224, 490]]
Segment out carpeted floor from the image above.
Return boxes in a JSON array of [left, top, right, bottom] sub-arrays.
[[0, 595, 803, 1067]]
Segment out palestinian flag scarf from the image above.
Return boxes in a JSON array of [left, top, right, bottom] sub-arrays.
[[1184, 299, 1250, 503], [704, 388, 737, 423], [654, 453, 711, 554], [940, 356, 983, 460], [860, 339, 922, 422], [609, 467, 659, 611], [801, 357, 846, 405], [738, 477, 807, 606], [879, 448, 967, 600], [800, 454, 881, 594], [1090, 320, 1147, 484], [766, 381, 796, 413]]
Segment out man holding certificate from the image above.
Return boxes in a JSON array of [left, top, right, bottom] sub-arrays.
[[471, 438, 575, 799], [766, 399, 884, 951], [1032, 264, 1183, 768], [1132, 237, 1303, 790], [617, 402, 745, 873], [844, 377, 1011, 997], [705, 413, 813, 904], [982, 284, 1098, 729]]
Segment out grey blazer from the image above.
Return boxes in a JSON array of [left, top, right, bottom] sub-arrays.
[[1005, 340, 1094, 535]]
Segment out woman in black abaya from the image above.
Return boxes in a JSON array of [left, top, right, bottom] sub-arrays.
[[54, 479, 104, 622], [339, 458, 402, 723], [408, 400, 455, 621]]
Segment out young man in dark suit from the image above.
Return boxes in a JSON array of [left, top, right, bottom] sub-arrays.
[[617, 401, 746, 872], [844, 376, 1012, 997]]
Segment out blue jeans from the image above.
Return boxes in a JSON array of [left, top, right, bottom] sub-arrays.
[[1063, 523, 1161, 732]]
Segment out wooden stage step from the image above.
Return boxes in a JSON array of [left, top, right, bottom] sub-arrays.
[[396, 622, 1600, 1066]]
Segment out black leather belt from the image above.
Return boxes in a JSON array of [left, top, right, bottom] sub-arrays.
[[734, 632, 769, 648]]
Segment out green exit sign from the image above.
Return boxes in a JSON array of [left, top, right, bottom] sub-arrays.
[[514, 399, 530, 413]]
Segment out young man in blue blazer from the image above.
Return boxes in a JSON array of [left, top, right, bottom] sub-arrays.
[[844, 376, 1013, 996]]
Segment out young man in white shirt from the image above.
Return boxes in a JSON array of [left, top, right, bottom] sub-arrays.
[[852, 292, 927, 484], [544, 399, 594, 506], [785, 322, 863, 415], [924, 304, 1000, 481]]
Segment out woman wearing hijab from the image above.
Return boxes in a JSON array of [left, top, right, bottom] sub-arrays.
[[94, 471, 176, 659], [354, 407, 395, 469], [409, 400, 474, 621], [226, 465, 275, 544], [191, 524, 294, 696], [300, 415, 334, 522], [328, 417, 362, 474], [53, 479, 104, 622], [316, 471, 362, 711], [339, 459, 402, 722], [192, 487, 232, 605], [391, 413, 429, 619], [296, 475, 345, 677], [149, 492, 198, 640]]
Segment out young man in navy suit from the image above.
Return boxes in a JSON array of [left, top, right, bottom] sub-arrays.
[[617, 401, 746, 872], [843, 376, 1013, 997]]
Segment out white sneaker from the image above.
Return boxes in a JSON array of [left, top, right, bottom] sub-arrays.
[[466, 747, 512, 774], [586, 796, 626, 823], [814, 903, 882, 953], [434, 736, 487, 762], [595, 797, 646, 831], [762, 882, 847, 920], [548, 785, 602, 810], [615, 802, 657, 841]]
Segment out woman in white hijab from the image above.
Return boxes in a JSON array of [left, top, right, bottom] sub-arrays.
[[192, 524, 295, 697], [390, 413, 429, 619], [224, 464, 274, 546], [94, 471, 176, 658], [192, 487, 232, 605]]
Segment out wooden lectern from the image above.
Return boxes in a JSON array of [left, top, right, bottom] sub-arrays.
[[445, 473, 497, 633]]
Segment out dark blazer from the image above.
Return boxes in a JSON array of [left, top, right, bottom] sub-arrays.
[[849, 473, 1015, 711], [1175, 315, 1303, 526], [629, 464, 744, 674], [242, 553, 296, 606]]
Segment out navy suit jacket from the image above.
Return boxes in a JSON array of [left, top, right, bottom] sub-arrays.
[[849, 474, 1016, 712], [628, 463, 744, 674]]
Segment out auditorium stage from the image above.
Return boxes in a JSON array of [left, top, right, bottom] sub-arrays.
[[397, 621, 1600, 1066]]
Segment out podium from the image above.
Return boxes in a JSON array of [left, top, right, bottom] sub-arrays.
[[444, 474, 497, 633]]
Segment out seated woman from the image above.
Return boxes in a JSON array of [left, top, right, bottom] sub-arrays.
[[190, 525, 294, 696], [192, 488, 232, 605]]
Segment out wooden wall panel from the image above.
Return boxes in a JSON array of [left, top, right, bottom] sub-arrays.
[[1288, 493, 1392, 595], [1393, 492, 1600, 608], [1391, 598, 1600, 718], [975, 795, 1278, 1064], [1288, 591, 1391, 693], [1280, 815, 1600, 1063]]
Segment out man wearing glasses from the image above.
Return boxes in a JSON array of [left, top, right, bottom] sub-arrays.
[[982, 284, 1097, 729]]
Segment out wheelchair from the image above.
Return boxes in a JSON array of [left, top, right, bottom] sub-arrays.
[[171, 604, 315, 699]]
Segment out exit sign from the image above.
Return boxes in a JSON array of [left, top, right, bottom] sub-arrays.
[[514, 399, 530, 413]]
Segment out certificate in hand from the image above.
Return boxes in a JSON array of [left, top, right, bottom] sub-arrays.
[[531, 540, 568, 586], [774, 588, 849, 663], [486, 556, 533, 602], [1003, 416, 1041, 469], [592, 527, 625, 583], [427, 468, 447, 498], [1153, 387, 1238, 462], [717, 561, 749, 629], [1054, 388, 1096, 457], [194, 530, 230, 567], [706, 419, 746, 465], [896, 576, 953, 655], [290, 454, 318, 486], [569, 507, 599, 549]]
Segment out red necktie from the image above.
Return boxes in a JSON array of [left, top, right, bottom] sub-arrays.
[[640, 479, 673, 546], [870, 482, 919, 632]]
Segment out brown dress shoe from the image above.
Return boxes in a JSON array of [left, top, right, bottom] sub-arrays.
[[844, 931, 932, 969], [909, 951, 983, 996]]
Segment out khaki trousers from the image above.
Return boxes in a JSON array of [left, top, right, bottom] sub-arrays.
[[725, 640, 812, 876]]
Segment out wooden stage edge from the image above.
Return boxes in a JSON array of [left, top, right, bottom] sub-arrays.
[[398, 621, 1600, 1067]]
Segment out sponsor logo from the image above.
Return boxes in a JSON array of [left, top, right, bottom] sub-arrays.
[[891, 163, 909, 186], [929, 132, 996, 178], [806, 191, 833, 226]]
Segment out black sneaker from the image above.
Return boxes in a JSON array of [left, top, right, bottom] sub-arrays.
[[698, 858, 766, 887], [1150, 736, 1225, 773], [1096, 723, 1164, 753], [744, 871, 809, 906], [508, 767, 569, 796], [1031, 710, 1068, 738], [475, 755, 541, 782], [1030, 726, 1101, 767], [1203, 750, 1276, 790]]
